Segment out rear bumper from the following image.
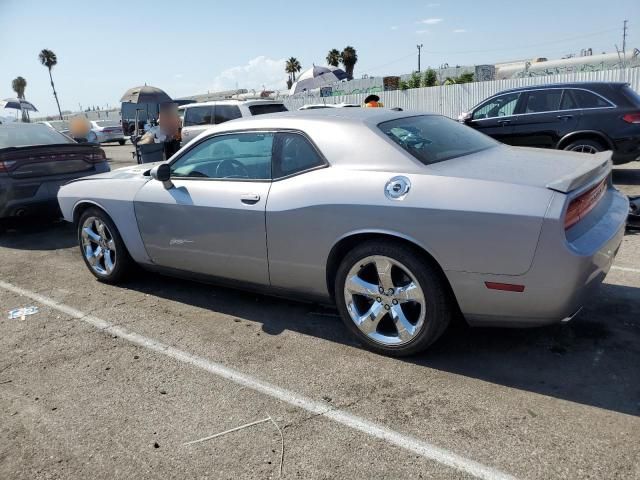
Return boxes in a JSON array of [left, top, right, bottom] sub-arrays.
[[97, 134, 125, 143], [0, 164, 110, 218], [448, 188, 628, 327]]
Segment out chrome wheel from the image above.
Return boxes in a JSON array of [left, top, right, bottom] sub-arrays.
[[344, 255, 426, 346], [569, 144, 599, 154], [81, 216, 116, 276]]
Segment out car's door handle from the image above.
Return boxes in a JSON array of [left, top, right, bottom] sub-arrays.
[[557, 114, 573, 120], [497, 119, 511, 125], [240, 193, 260, 205]]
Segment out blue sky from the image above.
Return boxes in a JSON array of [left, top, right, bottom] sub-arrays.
[[1, 0, 638, 116]]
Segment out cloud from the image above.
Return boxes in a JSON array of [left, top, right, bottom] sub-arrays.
[[174, 73, 184, 79], [210, 56, 287, 92], [453, 29, 467, 33], [418, 18, 443, 25], [416, 29, 430, 35], [390, 25, 398, 30]]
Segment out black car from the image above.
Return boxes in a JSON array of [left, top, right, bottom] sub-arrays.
[[0, 123, 110, 220], [460, 82, 640, 164]]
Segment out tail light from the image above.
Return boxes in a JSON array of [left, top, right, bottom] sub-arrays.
[[85, 151, 106, 163], [564, 178, 607, 230], [0, 160, 16, 172], [622, 113, 640, 124]]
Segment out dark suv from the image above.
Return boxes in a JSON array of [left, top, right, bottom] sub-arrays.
[[460, 82, 640, 164]]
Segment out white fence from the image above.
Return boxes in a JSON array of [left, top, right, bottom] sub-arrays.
[[283, 68, 640, 118]]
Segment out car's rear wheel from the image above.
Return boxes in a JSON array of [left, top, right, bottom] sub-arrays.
[[118, 139, 126, 145], [335, 241, 453, 356], [78, 208, 133, 283], [563, 139, 605, 154]]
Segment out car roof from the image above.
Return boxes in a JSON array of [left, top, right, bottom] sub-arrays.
[[0, 122, 51, 130], [179, 99, 285, 110], [495, 81, 628, 95]]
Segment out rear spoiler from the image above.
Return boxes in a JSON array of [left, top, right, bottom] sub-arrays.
[[546, 151, 612, 193]]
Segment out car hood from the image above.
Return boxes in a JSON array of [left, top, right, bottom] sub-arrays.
[[427, 145, 611, 193], [77, 162, 163, 181]]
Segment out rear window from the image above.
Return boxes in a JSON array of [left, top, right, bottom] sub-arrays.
[[249, 104, 288, 115], [184, 106, 213, 127], [47, 120, 69, 131], [0, 125, 74, 148], [95, 120, 119, 127], [379, 115, 497, 165], [570, 89, 611, 108]]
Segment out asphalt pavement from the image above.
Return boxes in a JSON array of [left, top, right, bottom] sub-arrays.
[[0, 143, 638, 479]]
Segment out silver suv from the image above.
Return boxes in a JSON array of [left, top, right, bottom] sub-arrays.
[[179, 100, 288, 144]]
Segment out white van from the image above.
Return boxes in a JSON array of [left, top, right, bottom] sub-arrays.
[[179, 100, 288, 144]]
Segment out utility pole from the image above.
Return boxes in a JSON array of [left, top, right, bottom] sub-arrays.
[[622, 19, 628, 63], [417, 44, 424, 72]]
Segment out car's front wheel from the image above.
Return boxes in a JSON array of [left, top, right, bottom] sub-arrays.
[[78, 208, 133, 283], [118, 139, 126, 145], [335, 241, 453, 356]]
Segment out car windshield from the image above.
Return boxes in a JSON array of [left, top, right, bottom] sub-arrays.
[[378, 115, 498, 165], [248, 104, 288, 115], [0, 125, 74, 148], [95, 120, 119, 127], [47, 120, 70, 131]]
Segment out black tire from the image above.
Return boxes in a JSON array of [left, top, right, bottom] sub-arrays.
[[77, 207, 133, 284], [334, 240, 453, 357], [118, 139, 126, 145], [562, 138, 605, 154]]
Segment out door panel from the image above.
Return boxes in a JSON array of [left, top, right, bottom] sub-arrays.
[[467, 92, 522, 144], [134, 179, 271, 285]]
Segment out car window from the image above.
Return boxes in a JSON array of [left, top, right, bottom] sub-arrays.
[[170, 132, 274, 180], [214, 105, 242, 124], [95, 120, 119, 127], [249, 104, 288, 115], [472, 92, 520, 119], [523, 90, 562, 113], [0, 125, 74, 148], [184, 106, 213, 127], [273, 132, 324, 178], [621, 85, 640, 107], [560, 90, 579, 110], [379, 115, 497, 165], [570, 89, 611, 108]]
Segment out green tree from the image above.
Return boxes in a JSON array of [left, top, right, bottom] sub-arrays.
[[399, 80, 409, 91], [11, 76, 29, 122], [457, 72, 474, 83], [326, 49, 341, 67], [340, 46, 358, 80], [407, 71, 421, 89], [38, 49, 63, 120], [421, 69, 438, 87], [285, 57, 302, 84]]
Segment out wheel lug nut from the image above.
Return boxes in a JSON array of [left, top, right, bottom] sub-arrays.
[[384, 304, 390, 310], [392, 299, 398, 305], [376, 297, 382, 302], [379, 287, 384, 294], [387, 288, 394, 295]]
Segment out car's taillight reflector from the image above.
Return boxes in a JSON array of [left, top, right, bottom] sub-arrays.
[[564, 178, 607, 230], [622, 112, 640, 124], [0, 160, 16, 172], [85, 151, 106, 163], [485, 282, 525, 292]]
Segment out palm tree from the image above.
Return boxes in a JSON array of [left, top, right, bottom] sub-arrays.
[[285, 57, 302, 84], [11, 76, 29, 122], [38, 49, 63, 120], [340, 46, 358, 80], [326, 49, 341, 67]]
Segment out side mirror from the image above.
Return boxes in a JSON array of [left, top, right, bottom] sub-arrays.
[[150, 163, 173, 189], [458, 112, 472, 124]]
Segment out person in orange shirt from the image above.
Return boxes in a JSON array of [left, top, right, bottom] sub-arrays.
[[363, 94, 384, 108]]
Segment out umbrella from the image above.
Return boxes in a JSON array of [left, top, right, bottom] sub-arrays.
[[290, 66, 348, 95], [0, 98, 38, 112], [120, 85, 173, 104]]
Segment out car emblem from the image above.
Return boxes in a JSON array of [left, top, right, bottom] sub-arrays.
[[385, 176, 411, 200]]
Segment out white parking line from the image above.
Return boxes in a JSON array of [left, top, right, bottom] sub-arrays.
[[611, 265, 640, 274], [0, 279, 516, 480]]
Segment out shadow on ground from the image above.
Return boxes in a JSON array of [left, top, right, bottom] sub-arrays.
[[613, 166, 640, 186], [120, 269, 640, 417], [0, 216, 76, 250]]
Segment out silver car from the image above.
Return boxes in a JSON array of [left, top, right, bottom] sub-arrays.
[[90, 120, 126, 145], [57, 109, 627, 356]]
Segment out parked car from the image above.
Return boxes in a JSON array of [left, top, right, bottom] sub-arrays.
[[1, 123, 109, 219], [298, 103, 361, 110], [58, 109, 627, 356], [90, 120, 126, 145], [459, 82, 640, 164], [39, 119, 71, 136], [179, 100, 288, 144]]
